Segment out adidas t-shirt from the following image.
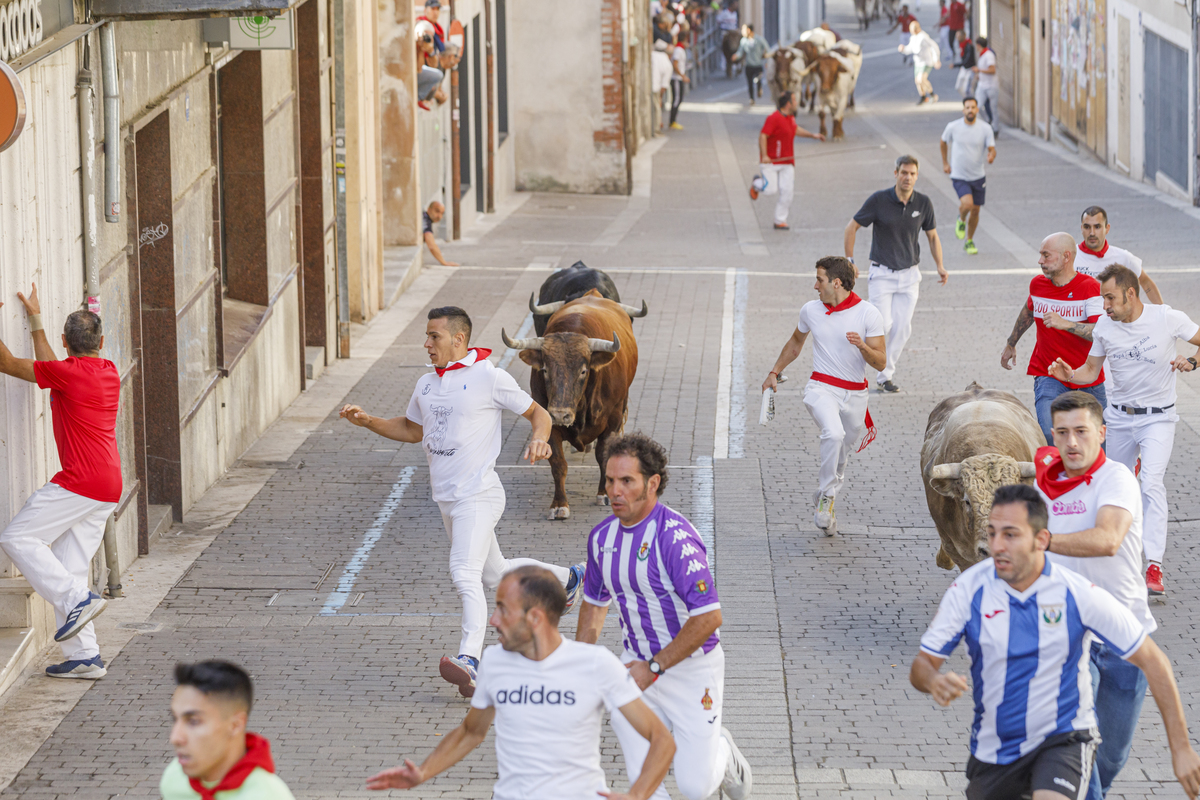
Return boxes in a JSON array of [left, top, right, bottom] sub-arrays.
[[470, 640, 641, 800]]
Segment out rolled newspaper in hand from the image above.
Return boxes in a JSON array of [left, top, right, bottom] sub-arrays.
[[759, 375, 786, 425]]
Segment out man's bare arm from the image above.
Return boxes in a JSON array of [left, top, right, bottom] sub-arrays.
[[519, 401, 553, 464], [339, 404, 424, 443], [848, 332, 886, 372], [910, 651, 969, 706], [762, 328, 809, 392], [1048, 354, 1104, 387], [424, 231, 459, 268], [575, 600, 608, 644], [1001, 305, 1034, 370], [1139, 272, 1164, 305], [652, 609, 721, 670], [1046, 505, 1131, 558], [365, 706, 495, 790], [1126, 638, 1200, 799], [940, 140, 950, 173], [16, 287, 56, 361], [0, 338, 37, 383], [604, 700, 676, 800], [843, 219, 860, 260], [927, 229, 947, 284]]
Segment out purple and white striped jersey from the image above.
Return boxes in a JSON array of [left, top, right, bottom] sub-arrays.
[[583, 502, 720, 662]]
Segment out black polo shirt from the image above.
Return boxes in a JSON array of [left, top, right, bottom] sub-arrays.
[[852, 187, 936, 270], [423, 211, 434, 236]]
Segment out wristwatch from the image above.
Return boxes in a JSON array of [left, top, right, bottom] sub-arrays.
[[1189, 357, 1198, 371], [648, 659, 665, 676]]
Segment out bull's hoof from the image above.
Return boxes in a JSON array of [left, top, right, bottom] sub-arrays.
[[832, 134, 845, 141], [935, 547, 955, 571], [596, 495, 610, 506], [549, 507, 571, 520]]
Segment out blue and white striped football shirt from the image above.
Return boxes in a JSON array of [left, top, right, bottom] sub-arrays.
[[920, 557, 1147, 765]]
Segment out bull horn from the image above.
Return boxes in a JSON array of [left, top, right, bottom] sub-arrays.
[[529, 293, 566, 316], [1018, 462, 1036, 478], [930, 463, 962, 480], [501, 328, 545, 351], [799, 60, 819, 75], [587, 332, 621, 354], [618, 300, 649, 318]]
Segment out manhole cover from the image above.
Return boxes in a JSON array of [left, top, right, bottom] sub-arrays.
[[117, 622, 163, 633]]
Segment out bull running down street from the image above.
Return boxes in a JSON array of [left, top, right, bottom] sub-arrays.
[[4, 1, 1200, 798]]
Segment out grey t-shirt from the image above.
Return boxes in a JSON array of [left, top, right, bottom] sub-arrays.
[[941, 118, 995, 181]]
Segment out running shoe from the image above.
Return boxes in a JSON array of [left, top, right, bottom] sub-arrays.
[[565, 562, 586, 610], [929, 94, 939, 103], [54, 592, 107, 642], [1146, 564, 1165, 597], [670, 122, 684, 130], [916, 95, 928, 105], [439, 654, 479, 698], [955, 218, 967, 239], [814, 494, 836, 532], [720, 726, 753, 800], [774, 223, 790, 230], [878, 380, 900, 393], [964, 240, 978, 255], [46, 655, 107, 679]]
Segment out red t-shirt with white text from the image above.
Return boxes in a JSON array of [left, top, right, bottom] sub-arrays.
[[33, 357, 122, 502], [1025, 273, 1105, 388], [761, 111, 798, 165]]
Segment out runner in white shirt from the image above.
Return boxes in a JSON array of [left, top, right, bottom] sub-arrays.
[[366, 566, 675, 799], [340, 306, 585, 696], [911, 484, 1200, 800], [1074, 206, 1163, 304], [1030, 391, 1156, 800], [1048, 266, 1200, 596], [763, 257, 886, 534]]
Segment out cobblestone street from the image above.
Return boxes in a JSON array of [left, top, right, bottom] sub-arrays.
[[4, 3, 1200, 798]]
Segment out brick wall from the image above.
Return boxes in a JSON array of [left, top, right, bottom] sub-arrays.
[[594, 0, 625, 152]]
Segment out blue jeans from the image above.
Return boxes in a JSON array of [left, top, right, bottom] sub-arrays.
[[1033, 376, 1107, 445], [1085, 641, 1148, 799]]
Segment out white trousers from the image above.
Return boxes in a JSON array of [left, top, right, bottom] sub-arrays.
[[804, 381, 869, 498], [868, 263, 922, 383], [760, 163, 795, 225], [437, 485, 568, 659], [0, 483, 115, 660], [611, 645, 729, 800], [939, 27, 952, 60], [1103, 408, 1177, 564]]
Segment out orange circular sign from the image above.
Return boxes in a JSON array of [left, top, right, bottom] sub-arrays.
[[0, 60, 27, 153]]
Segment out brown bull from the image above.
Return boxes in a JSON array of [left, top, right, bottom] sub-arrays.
[[921, 382, 1046, 571], [503, 290, 641, 520]]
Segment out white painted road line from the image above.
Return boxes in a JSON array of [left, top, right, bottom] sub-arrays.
[[728, 269, 749, 458], [714, 267, 737, 459], [320, 466, 417, 615], [856, 103, 1042, 268], [593, 137, 668, 247], [708, 111, 770, 256]]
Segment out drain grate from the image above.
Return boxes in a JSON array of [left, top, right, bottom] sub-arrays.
[[117, 621, 163, 633]]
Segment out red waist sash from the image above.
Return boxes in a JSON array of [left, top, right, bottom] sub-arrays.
[[810, 372, 877, 451]]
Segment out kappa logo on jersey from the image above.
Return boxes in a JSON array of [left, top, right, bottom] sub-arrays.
[[672, 529, 690, 543], [1052, 499, 1087, 515], [679, 543, 699, 558], [696, 579, 709, 594], [664, 519, 682, 530], [637, 542, 651, 561], [685, 559, 705, 575], [701, 688, 713, 710], [1041, 605, 1064, 625]]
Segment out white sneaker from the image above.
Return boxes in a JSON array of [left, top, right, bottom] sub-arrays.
[[721, 726, 753, 799], [814, 494, 835, 532]]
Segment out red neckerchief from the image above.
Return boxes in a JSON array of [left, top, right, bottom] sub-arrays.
[[188, 733, 274, 800], [823, 292, 863, 315], [1078, 241, 1109, 258], [1035, 445, 1107, 500], [434, 348, 492, 378]]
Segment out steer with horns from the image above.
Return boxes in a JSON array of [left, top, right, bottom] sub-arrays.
[[922, 382, 1046, 571], [503, 289, 643, 520]]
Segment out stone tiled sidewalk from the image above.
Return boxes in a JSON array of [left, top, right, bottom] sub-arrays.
[[5, 0, 1200, 796]]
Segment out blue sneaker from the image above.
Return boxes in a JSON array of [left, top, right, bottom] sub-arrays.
[[564, 562, 586, 611], [54, 592, 107, 642], [46, 655, 107, 679], [439, 654, 478, 698]]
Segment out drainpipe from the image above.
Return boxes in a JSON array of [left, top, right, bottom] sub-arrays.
[[483, 0, 494, 213], [100, 24, 120, 225], [103, 515, 123, 597], [333, 0, 351, 357], [77, 34, 99, 314]]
